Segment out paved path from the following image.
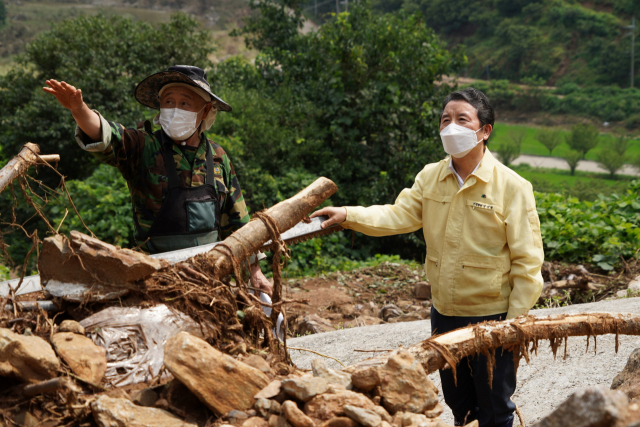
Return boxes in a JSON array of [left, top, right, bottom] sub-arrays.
[[289, 297, 640, 425], [511, 154, 640, 176]]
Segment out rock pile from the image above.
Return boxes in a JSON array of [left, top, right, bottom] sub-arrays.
[[0, 317, 476, 427]]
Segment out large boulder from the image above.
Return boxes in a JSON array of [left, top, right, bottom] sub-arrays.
[[51, 332, 107, 384], [0, 328, 59, 383], [164, 332, 270, 416], [304, 389, 376, 421], [91, 395, 195, 427], [378, 350, 439, 415], [532, 386, 628, 427]]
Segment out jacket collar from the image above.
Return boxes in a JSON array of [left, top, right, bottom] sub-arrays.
[[438, 147, 496, 183]]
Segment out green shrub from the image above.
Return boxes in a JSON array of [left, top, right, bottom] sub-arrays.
[[535, 180, 640, 270]]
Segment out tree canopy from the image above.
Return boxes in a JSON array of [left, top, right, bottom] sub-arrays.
[[0, 12, 214, 180]]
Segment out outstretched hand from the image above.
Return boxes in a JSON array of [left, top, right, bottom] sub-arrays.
[[310, 207, 347, 229], [43, 79, 84, 112]]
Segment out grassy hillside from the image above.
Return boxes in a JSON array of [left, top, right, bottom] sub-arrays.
[[362, 0, 639, 88], [0, 0, 255, 72]]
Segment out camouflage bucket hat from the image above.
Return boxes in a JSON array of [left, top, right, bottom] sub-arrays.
[[134, 65, 232, 112]]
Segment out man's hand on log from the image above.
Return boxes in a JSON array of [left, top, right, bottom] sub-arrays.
[[250, 262, 273, 296], [311, 207, 347, 229]]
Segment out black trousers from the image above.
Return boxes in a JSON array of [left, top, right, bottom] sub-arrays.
[[430, 306, 516, 427]]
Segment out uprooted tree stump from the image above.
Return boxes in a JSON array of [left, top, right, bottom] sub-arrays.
[[38, 177, 339, 359]]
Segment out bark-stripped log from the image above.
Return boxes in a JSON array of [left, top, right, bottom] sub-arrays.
[[171, 176, 338, 280], [0, 143, 40, 194], [351, 313, 640, 376], [39, 177, 338, 287]]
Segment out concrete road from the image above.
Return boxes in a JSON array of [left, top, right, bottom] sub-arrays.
[[288, 297, 640, 425]]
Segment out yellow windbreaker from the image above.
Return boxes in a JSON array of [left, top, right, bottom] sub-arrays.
[[343, 149, 543, 319]]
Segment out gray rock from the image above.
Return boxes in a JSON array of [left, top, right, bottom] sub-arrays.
[[532, 386, 628, 427], [282, 377, 329, 402], [344, 405, 382, 427], [311, 359, 352, 389]]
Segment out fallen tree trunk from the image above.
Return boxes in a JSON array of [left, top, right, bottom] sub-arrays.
[[188, 176, 338, 280], [39, 177, 338, 288], [351, 313, 640, 380], [0, 143, 40, 193]]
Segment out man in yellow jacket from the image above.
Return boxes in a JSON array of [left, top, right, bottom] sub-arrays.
[[312, 88, 543, 427]]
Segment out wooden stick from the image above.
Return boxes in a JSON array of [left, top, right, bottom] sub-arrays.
[[0, 143, 40, 194], [351, 312, 640, 375], [36, 154, 60, 164], [288, 346, 346, 368], [23, 377, 72, 397]]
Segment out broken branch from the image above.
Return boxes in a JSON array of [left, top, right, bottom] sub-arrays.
[[0, 143, 40, 194]]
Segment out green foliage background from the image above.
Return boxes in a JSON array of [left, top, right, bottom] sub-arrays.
[[367, 0, 639, 87], [1, 0, 639, 278]]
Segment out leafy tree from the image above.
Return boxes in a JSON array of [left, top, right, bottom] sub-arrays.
[[495, 140, 521, 167], [565, 124, 600, 159], [597, 148, 626, 179], [229, 0, 465, 209], [536, 128, 562, 156], [0, 13, 214, 181], [221, 0, 465, 261], [563, 149, 582, 175], [610, 134, 630, 156], [596, 134, 630, 179], [495, 129, 524, 167]]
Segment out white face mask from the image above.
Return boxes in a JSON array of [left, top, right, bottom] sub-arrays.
[[440, 123, 483, 158], [157, 107, 204, 141]]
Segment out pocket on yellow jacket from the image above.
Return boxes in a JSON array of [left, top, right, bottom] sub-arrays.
[[454, 254, 503, 305]]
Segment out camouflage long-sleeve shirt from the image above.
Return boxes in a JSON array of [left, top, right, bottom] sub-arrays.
[[75, 111, 250, 244]]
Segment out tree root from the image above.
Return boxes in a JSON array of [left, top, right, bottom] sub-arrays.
[[352, 312, 640, 382]]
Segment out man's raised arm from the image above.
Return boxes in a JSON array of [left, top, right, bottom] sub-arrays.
[[43, 79, 101, 142]]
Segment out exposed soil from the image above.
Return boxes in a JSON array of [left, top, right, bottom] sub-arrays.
[[282, 259, 640, 338]]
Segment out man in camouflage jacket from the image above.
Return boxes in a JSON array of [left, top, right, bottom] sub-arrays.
[[43, 65, 272, 294]]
